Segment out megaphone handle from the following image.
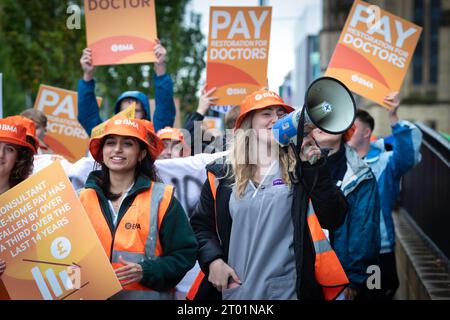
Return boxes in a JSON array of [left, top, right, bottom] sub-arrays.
[[295, 105, 306, 154], [288, 106, 308, 185], [295, 107, 307, 179], [288, 143, 301, 185]]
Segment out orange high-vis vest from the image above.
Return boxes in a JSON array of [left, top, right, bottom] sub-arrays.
[[79, 182, 174, 300], [187, 172, 349, 300], [306, 200, 349, 300]]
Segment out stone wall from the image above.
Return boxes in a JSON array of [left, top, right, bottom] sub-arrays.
[[394, 209, 450, 300]]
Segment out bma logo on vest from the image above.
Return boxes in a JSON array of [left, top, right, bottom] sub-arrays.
[[125, 222, 141, 230]]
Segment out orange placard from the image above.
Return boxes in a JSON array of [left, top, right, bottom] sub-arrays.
[[0, 162, 122, 300], [325, 0, 422, 109], [206, 6, 272, 106], [84, 0, 157, 66], [34, 85, 102, 163]]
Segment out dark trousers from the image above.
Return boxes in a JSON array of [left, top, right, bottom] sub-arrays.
[[364, 252, 399, 300], [378, 252, 400, 299]]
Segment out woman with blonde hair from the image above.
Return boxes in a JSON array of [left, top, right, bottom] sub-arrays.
[[189, 90, 349, 300]]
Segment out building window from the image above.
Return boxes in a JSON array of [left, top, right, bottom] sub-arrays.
[[429, 0, 440, 84], [413, 0, 440, 86], [329, 0, 354, 29], [413, 0, 424, 85], [308, 35, 321, 82]]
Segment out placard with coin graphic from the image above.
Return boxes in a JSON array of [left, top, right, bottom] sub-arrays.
[[0, 162, 121, 300]]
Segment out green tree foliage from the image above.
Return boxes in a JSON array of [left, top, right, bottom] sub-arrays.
[[0, 0, 85, 116], [0, 0, 206, 119]]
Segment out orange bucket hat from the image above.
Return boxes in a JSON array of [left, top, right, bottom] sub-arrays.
[[235, 89, 295, 129], [89, 115, 164, 162], [0, 117, 35, 151], [7, 115, 39, 153], [140, 119, 155, 134], [156, 126, 191, 158], [157, 126, 185, 142], [140, 119, 164, 158]]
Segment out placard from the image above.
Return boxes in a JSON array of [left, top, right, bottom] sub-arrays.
[[84, 0, 158, 66], [325, 0, 422, 108], [0, 162, 122, 300], [206, 6, 272, 105], [34, 85, 102, 162]]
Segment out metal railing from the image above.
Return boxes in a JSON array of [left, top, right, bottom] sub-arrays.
[[400, 121, 450, 261]]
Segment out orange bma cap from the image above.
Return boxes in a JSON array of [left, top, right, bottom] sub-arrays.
[[235, 89, 294, 129]]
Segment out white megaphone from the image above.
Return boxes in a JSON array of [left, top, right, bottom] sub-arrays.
[[273, 76, 356, 146]]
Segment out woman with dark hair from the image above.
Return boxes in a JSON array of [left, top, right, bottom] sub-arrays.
[[0, 117, 36, 280], [79, 115, 197, 300]]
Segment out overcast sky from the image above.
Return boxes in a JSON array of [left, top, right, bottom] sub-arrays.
[[186, 0, 321, 91]]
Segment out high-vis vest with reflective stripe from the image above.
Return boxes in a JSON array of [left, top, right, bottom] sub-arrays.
[[187, 172, 349, 300], [306, 201, 349, 300], [79, 182, 174, 300]]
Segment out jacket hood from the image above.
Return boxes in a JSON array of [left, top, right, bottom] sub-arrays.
[[114, 91, 151, 121], [341, 145, 374, 195], [365, 139, 385, 163]]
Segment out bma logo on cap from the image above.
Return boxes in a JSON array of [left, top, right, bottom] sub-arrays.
[[255, 92, 278, 102], [114, 119, 138, 128], [158, 128, 172, 135], [1, 124, 18, 133]]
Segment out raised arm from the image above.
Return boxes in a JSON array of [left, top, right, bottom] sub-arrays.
[[384, 92, 423, 179], [77, 48, 102, 136], [152, 40, 176, 131], [183, 86, 218, 155]]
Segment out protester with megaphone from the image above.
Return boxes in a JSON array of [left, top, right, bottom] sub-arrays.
[[273, 77, 356, 149], [310, 126, 381, 300], [189, 89, 349, 300]]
